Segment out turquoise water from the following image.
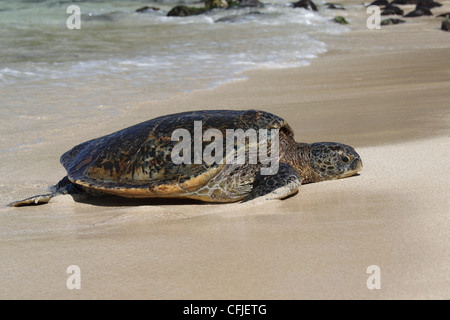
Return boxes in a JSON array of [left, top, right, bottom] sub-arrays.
[[0, 0, 347, 153]]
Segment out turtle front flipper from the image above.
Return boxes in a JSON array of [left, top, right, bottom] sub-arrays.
[[9, 176, 80, 207], [243, 163, 302, 202]]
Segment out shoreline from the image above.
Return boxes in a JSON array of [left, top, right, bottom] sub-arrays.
[[0, 1, 449, 299], [129, 0, 450, 148]]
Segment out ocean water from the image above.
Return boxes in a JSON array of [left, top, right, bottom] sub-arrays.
[[0, 0, 348, 155]]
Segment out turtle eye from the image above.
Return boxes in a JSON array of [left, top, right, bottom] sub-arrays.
[[340, 155, 350, 163]]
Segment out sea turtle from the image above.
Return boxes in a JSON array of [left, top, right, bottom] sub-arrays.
[[9, 110, 362, 207]]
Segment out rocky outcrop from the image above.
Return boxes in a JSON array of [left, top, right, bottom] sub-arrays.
[[404, 6, 433, 17], [325, 3, 345, 10], [167, 0, 264, 17], [404, 0, 442, 17], [391, 0, 417, 4], [215, 11, 262, 23], [206, 0, 229, 9], [368, 0, 389, 6], [381, 18, 405, 25], [238, 0, 264, 7], [442, 18, 450, 31], [167, 5, 208, 17], [415, 0, 442, 8], [136, 6, 160, 13], [381, 4, 404, 16], [292, 0, 318, 11]]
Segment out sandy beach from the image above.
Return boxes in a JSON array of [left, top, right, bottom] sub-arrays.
[[0, 1, 449, 299]]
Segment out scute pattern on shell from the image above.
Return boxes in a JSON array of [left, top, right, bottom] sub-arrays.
[[60, 109, 292, 198]]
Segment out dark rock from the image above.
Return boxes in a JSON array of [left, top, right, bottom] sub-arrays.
[[391, 0, 417, 4], [441, 18, 450, 31], [226, 0, 240, 7], [381, 4, 404, 15], [238, 0, 264, 7], [325, 3, 346, 10], [430, 1, 442, 8], [215, 11, 262, 23], [136, 6, 149, 13], [381, 18, 405, 25], [416, 0, 442, 8], [136, 6, 160, 13], [404, 0, 441, 17], [205, 0, 229, 9], [436, 12, 450, 18], [369, 0, 389, 7], [404, 6, 433, 17], [215, 15, 242, 23], [167, 5, 207, 17], [292, 0, 318, 11], [333, 16, 348, 24]]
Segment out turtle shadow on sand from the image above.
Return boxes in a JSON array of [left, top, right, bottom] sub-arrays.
[[67, 193, 211, 207], [64, 171, 361, 207]]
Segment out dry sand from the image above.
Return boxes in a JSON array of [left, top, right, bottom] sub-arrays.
[[0, 1, 449, 299]]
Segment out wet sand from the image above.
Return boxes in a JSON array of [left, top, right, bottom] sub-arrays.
[[1, 1, 449, 299]]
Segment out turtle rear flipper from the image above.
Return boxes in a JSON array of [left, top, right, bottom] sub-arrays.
[[9, 176, 79, 207], [9, 192, 59, 207], [243, 163, 302, 202]]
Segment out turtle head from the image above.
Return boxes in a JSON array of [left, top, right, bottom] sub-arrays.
[[308, 142, 362, 181]]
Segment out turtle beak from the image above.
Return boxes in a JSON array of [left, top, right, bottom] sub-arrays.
[[340, 157, 363, 178], [351, 157, 363, 171]]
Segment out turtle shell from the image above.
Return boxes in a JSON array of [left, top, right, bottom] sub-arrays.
[[60, 109, 293, 198]]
